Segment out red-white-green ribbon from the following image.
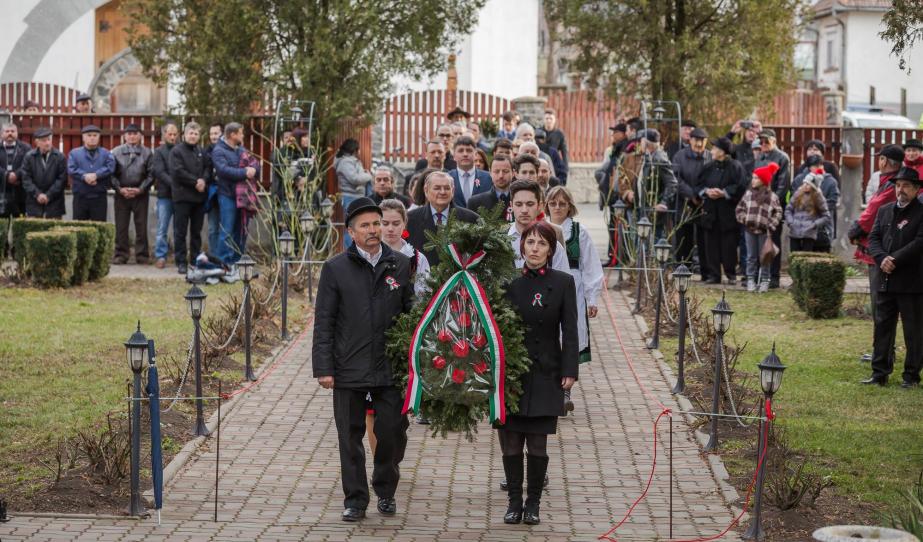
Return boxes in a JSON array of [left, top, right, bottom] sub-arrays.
[[402, 243, 507, 424]]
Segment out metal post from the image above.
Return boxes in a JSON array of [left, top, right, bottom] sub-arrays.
[[647, 264, 665, 349], [669, 414, 673, 540], [215, 381, 221, 523], [128, 380, 143, 516], [193, 318, 209, 437], [672, 290, 688, 394], [281, 259, 289, 339], [615, 219, 624, 283], [307, 262, 314, 302], [743, 399, 768, 540], [634, 243, 645, 314], [244, 282, 255, 381], [704, 332, 724, 452]]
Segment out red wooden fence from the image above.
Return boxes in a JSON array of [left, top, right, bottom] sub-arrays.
[[0, 82, 83, 113], [860, 127, 923, 180], [764, 125, 843, 173]]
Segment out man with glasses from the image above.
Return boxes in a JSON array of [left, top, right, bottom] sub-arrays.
[[405, 170, 477, 265]]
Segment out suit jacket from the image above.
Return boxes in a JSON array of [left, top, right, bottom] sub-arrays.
[[406, 203, 479, 265], [505, 267, 579, 418], [448, 168, 493, 208], [467, 190, 511, 221], [868, 198, 923, 293]]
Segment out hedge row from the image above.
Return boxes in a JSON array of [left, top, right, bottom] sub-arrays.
[[54, 226, 99, 285], [790, 252, 846, 319], [10, 218, 114, 287], [0, 217, 8, 261], [24, 230, 77, 288]]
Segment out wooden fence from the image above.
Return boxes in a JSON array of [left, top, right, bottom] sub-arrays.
[[764, 125, 844, 173], [0, 82, 83, 113]]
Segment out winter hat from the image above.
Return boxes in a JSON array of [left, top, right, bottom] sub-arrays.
[[877, 144, 905, 163], [903, 139, 923, 151], [804, 139, 826, 153], [753, 162, 780, 187], [641, 128, 660, 143], [711, 137, 733, 155]]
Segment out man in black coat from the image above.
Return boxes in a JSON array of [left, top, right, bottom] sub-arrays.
[[467, 154, 513, 221], [312, 197, 414, 522], [21, 127, 67, 218], [170, 122, 212, 274], [405, 170, 478, 265], [0, 123, 31, 218], [863, 167, 923, 388], [671, 127, 710, 266], [369, 167, 411, 208], [694, 138, 747, 284]]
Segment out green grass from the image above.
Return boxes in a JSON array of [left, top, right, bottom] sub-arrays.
[[660, 286, 923, 505]]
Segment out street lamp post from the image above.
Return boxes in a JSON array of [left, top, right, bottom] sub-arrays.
[[124, 322, 148, 517], [613, 199, 627, 283], [320, 197, 334, 220], [647, 238, 672, 349], [705, 292, 733, 452], [238, 254, 256, 381], [300, 211, 318, 301], [671, 264, 692, 394], [633, 216, 652, 314], [184, 285, 209, 437], [278, 231, 295, 339]]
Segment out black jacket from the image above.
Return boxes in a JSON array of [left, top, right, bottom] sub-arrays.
[[544, 128, 569, 167], [671, 147, 709, 203], [505, 267, 579, 418], [370, 190, 411, 208], [152, 143, 174, 199], [694, 157, 747, 231], [406, 203, 479, 265], [467, 190, 510, 219], [21, 148, 67, 217], [312, 243, 414, 388], [0, 140, 31, 217], [868, 198, 923, 294], [755, 148, 791, 205], [415, 151, 456, 173], [170, 142, 212, 204]]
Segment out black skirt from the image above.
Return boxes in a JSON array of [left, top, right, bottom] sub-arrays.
[[500, 414, 558, 435]]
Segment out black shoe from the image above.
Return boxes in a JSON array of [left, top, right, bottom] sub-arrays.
[[901, 381, 919, 389], [377, 497, 396, 516], [705, 278, 721, 285], [504, 505, 523, 524], [341, 507, 365, 522], [563, 390, 574, 413], [860, 376, 887, 386], [502, 454, 524, 524], [544, 475, 549, 489], [415, 415, 430, 425], [177, 263, 188, 274], [768, 279, 780, 289], [500, 478, 508, 491]]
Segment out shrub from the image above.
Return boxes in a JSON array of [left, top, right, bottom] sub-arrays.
[[53, 226, 99, 285], [77, 221, 115, 281], [789, 251, 836, 310], [24, 230, 77, 288], [798, 256, 847, 319], [0, 217, 9, 260], [10, 217, 61, 267]]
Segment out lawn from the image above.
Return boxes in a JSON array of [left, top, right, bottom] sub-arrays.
[[0, 276, 308, 504], [659, 286, 923, 506]]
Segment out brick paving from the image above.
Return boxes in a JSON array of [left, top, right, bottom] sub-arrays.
[[1, 283, 743, 542]]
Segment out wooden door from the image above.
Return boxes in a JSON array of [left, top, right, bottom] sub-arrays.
[[95, 0, 130, 68]]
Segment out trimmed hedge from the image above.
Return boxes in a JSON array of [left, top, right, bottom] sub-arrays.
[[0, 217, 8, 260], [11, 217, 61, 267], [789, 251, 836, 309], [77, 221, 115, 281], [53, 226, 99, 285], [791, 255, 847, 319], [24, 230, 77, 288]]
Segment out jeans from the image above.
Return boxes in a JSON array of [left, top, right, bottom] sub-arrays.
[[341, 194, 357, 249], [744, 231, 768, 281], [207, 205, 221, 257], [217, 194, 244, 265], [154, 197, 174, 260]]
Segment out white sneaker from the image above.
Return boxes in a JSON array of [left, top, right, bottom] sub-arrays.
[[747, 278, 757, 292], [758, 280, 770, 293]]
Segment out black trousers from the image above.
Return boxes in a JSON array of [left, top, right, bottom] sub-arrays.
[[789, 237, 815, 252], [114, 194, 150, 262], [72, 195, 107, 221], [674, 220, 696, 265], [173, 201, 205, 266], [696, 223, 709, 277], [770, 227, 783, 281], [871, 292, 923, 383], [333, 386, 408, 510], [704, 226, 738, 280]]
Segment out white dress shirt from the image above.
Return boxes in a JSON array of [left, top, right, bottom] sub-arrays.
[[356, 245, 382, 267]]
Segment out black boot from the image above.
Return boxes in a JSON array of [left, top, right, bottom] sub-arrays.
[[502, 454, 524, 524], [523, 454, 549, 525]]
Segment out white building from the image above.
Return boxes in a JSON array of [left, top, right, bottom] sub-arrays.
[[807, 0, 923, 122]]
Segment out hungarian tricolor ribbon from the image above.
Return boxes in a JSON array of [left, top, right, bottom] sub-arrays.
[[532, 293, 543, 307], [402, 243, 507, 424]]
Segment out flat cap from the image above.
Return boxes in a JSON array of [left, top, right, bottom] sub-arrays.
[[81, 124, 100, 134]]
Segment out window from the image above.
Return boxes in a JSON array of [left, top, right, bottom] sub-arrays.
[[826, 39, 835, 70]]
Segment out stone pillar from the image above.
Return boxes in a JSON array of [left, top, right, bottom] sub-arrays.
[[822, 90, 845, 127], [512, 96, 549, 128], [833, 127, 864, 260], [446, 54, 458, 111]]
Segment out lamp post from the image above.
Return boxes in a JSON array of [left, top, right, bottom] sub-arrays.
[[671, 264, 692, 394], [300, 211, 317, 301], [124, 322, 148, 517], [633, 216, 652, 314], [320, 197, 334, 220], [238, 254, 256, 381], [647, 238, 672, 349], [289, 106, 302, 122], [652, 105, 666, 122], [705, 293, 733, 452], [184, 285, 209, 437], [278, 231, 295, 339], [743, 345, 786, 541], [613, 199, 627, 282]]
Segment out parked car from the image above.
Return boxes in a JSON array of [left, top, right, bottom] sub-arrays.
[[842, 106, 917, 128]]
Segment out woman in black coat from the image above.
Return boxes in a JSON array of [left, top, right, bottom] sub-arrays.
[[499, 220, 578, 526], [694, 137, 747, 284]]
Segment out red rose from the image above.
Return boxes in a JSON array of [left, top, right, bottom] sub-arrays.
[[452, 340, 470, 358], [450, 299, 462, 313], [473, 361, 488, 375], [432, 355, 447, 369], [437, 329, 452, 343], [451, 368, 466, 384], [457, 312, 472, 327], [472, 333, 487, 348]]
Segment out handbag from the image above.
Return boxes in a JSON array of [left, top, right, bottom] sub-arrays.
[[235, 151, 260, 212], [759, 236, 779, 267]]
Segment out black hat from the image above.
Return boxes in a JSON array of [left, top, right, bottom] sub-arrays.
[[804, 139, 826, 153], [681, 119, 697, 128], [446, 106, 470, 120], [81, 124, 100, 134], [759, 128, 776, 139], [804, 154, 824, 168], [711, 137, 733, 155], [534, 128, 547, 140], [609, 123, 627, 133], [76, 93, 91, 103], [124, 123, 140, 133], [903, 139, 923, 151], [641, 128, 660, 143], [690, 127, 708, 139], [877, 144, 905, 163], [33, 127, 53, 139], [345, 197, 382, 226], [893, 167, 921, 185]]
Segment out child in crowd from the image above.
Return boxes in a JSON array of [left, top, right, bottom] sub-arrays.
[[784, 179, 831, 253], [735, 163, 783, 292]]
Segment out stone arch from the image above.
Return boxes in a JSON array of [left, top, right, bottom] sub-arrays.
[[87, 47, 141, 112]]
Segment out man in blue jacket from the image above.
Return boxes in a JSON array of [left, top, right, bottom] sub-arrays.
[[448, 136, 492, 208], [67, 125, 115, 221], [210, 122, 260, 269]]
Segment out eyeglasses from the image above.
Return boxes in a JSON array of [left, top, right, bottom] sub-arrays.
[[438, 133, 452, 138], [547, 201, 568, 208]]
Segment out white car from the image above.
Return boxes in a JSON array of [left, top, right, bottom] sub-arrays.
[[842, 107, 917, 128]]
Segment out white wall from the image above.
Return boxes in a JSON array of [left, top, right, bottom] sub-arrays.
[[33, 10, 96, 91]]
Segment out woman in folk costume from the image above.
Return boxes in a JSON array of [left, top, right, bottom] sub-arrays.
[[544, 186, 603, 412]]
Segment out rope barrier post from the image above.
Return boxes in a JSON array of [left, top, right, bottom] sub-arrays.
[[745, 346, 785, 540], [743, 400, 767, 540], [633, 243, 646, 314], [307, 261, 314, 303], [669, 413, 673, 540], [215, 381, 221, 523], [184, 285, 210, 437], [615, 218, 624, 283], [279, 231, 295, 340], [647, 240, 671, 349], [123, 323, 148, 517], [672, 265, 692, 394], [239, 255, 256, 382], [705, 293, 733, 452]]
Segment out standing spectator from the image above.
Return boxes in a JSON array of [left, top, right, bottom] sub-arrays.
[[418, 139, 446, 173], [448, 136, 493, 208], [111, 124, 154, 264], [22, 100, 40, 113], [67, 125, 115, 221], [497, 111, 518, 140], [336, 138, 372, 247], [666, 119, 697, 159], [467, 121, 491, 153], [795, 140, 840, 184], [21, 127, 66, 218], [513, 154, 540, 183], [405, 169, 478, 265], [784, 179, 831, 253], [791, 155, 840, 252], [753, 129, 790, 288], [212, 122, 260, 268], [542, 108, 569, 171], [736, 163, 783, 292], [728, 119, 762, 274], [312, 197, 413, 522], [508, 180, 570, 272], [903, 139, 923, 178], [205, 123, 223, 254], [534, 129, 567, 185], [151, 121, 179, 268], [0, 123, 30, 219], [493, 138, 513, 160], [474, 148, 489, 172], [425, 125, 457, 171], [536, 158, 560, 193], [695, 137, 746, 285], [863, 168, 923, 388], [671, 127, 710, 266], [170, 122, 212, 275], [74, 93, 93, 114], [468, 154, 514, 219], [369, 167, 411, 207], [637, 130, 678, 237]]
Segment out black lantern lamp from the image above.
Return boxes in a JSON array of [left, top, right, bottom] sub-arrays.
[[290, 106, 302, 122], [654, 238, 671, 265], [124, 322, 147, 516], [647, 238, 672, 349], [184, 285, 209, 436], [671, 264, 693, 394], [705, 293, 733, 451], [712, 292, 733, 334], [636, 216, 652, 241], [184, 284, 206, 321], [613, 199, 627, 221], [300, 211, 317, 234], [758, 344, 786, 398], [278, 230, 295, 257], [238, 254, 255, 283], [125, 322, 148, 374], [672, 264, 692, 294]]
